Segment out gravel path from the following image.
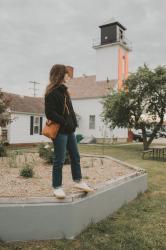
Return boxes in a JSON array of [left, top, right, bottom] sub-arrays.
[[0, 152, 135, 197]]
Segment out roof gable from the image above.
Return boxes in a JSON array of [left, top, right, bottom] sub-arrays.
[[2, 75, 117, 113]]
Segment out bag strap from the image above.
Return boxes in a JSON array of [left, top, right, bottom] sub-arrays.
[[63, 94, 70, 115], [46, 92, 69, 124]]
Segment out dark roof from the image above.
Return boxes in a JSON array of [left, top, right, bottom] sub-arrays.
[[2, 92, 44, 114], [99, 18, 127, 30]]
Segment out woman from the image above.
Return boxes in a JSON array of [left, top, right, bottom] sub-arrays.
[[44, 64, 94, 199]]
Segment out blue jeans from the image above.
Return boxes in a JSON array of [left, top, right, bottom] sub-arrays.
[[52, 132, 82, 188]]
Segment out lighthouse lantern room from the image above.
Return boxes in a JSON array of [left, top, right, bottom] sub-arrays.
[[100, 20, 126, 45]]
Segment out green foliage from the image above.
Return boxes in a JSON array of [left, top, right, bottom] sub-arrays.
[[38, 142, 70, 164], [100, 64, 166, 149], [0, 141, 7, 157], [38, 142, 52, 163], [0, 88, 12, 127], [6, 150, 34, 170], [0, 88, 13, 147], [1, 145, 166, 249], [100, 91, 130, 129], [20, 163, 34, 178], [83, 175, 90, 179], [76, 134, 84, 143]]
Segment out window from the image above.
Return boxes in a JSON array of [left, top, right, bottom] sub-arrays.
[[34, 116, 40, 134], [30, 116, 43, 135], [119, 29, 123, 40], [89, 115, 95, 129]]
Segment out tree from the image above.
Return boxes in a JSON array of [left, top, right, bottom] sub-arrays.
[[0, 88, 12, 141], [100, 64, 166, 150]]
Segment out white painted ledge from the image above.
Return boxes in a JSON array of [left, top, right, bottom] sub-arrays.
[[0, 154, 148, 242]]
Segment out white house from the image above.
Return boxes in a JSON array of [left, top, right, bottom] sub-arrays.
[[0, 92, 48, 145], [1, 19, 134, 145]]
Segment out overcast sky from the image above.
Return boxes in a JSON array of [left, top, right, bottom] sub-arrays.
[[0, 0, 165, 97]]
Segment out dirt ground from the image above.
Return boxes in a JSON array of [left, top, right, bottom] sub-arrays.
[[0, 152, 135, 197]]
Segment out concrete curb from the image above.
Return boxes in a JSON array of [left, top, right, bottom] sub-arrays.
[[0, 154, 148, 242]]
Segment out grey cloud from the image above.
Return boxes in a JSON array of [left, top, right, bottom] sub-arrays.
[[0, 0, 165, 96]]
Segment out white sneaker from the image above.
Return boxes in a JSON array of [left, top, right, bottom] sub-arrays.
[[53, 186, 66, 199], [73, 180, 94, 192]]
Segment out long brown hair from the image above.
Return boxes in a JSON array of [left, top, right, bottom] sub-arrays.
[[44, 64, 69, 97]]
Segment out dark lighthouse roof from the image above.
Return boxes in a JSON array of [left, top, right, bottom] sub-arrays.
[[99, 18, 127, 30]]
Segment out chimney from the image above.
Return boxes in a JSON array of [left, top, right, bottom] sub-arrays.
[[66, 65, 74, 79]]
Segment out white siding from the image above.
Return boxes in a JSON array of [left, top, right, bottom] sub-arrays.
[[7, 113, 50, 144], [6, 98, 128, 144], [95, 44, 119, 81], [73, 98, 128, 139], [95, 43, 129, 82]]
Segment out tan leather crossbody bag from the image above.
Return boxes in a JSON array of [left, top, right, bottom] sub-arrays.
[[42, 94, 69, 140]]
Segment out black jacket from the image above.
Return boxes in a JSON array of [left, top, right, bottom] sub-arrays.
[[44, 83, 78, 134]]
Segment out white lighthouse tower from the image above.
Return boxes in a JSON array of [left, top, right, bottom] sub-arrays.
[[93, 18, 132, 91]]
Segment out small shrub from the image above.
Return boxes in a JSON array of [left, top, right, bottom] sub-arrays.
[[0, 141, 7, 157], [38, 143, 53, 163], [83, 175, 90, 179], [47, 148, 54, 163], [20, 163, 34, 178], [83, 165, 90, 168], [6, 150, 18, 168], [38, 142, 49, 158], [38, 143, 70, 164]]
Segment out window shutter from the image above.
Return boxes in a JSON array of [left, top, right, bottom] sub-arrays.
[[39, 116, 43, 135], [30, 116, 34, 135]]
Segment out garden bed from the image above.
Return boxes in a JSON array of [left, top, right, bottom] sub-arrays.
[[0, 150, 148, 242], [0, 151, 136, 198]]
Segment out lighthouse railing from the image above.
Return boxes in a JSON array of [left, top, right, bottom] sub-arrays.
[[92, 36, 132, 51]]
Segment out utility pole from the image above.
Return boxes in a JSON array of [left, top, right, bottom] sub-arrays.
[[29, 81, 40, 97]]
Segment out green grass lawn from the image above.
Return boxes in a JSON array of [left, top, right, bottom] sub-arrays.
[[1, 143, 166, 250]]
